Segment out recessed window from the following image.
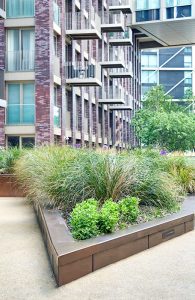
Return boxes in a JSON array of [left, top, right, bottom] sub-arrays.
[[7, 83, 35, 125], [6, 0, 35, 18], [7, 136, 35, 148], [7, 29, 35, 71]]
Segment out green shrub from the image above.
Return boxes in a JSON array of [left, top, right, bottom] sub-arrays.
[[70, 199, 100, 240], [99, 199, 119, 233], [0, 148, 23, 174], [166, 157, 195, 194], [119, 197, 139, 223]]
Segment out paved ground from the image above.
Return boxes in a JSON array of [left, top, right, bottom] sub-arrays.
[[0, 197, 195, 300]]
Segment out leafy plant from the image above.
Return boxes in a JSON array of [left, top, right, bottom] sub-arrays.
[[119, 197, 139, 223], [133, 85, 195, 151], [0, 148, 23, 174], [70, 199, 100, 240], [99, 199, 119, 233]]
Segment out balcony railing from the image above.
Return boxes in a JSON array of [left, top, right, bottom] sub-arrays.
[[101, 11, 125, 32], [109, 62, 133, 78], [108, 0, 132, 13], [66, 62, 101, 86], [99, 47, 125, 68], [53, 1, 60, 26], [6, 51, 34, 71], [6, 104, 35, 125], [99, 87, 125, 104], [54, 106, 61, 128], [6, 0, 34, 18], [66, 8, 101, 39], [109, 29, 133, 46]]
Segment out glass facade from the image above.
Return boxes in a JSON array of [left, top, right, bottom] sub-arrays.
[[142, 70, 157, 84], [141, 54, 157, 67], [6, 0, 34, 18], [7, 83, 35, 125], [136, 0, 160, 22], [7, 29, 35, 71]]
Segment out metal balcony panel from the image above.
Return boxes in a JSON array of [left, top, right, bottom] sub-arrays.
[[108, 0, 132, 13], [100, 61, 125, 68], [109, 105, 132, 110], [66, 29, 101, 40], [66, 78, 102, 87], [109, 38, 132, 46], [101, 24, 125, 33], [98, 99, 125, 104], [66, 63, 102, 87], [109, 70, 133, 78]]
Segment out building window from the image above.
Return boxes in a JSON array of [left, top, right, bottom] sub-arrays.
[[136, 9, 160, 22], [142, 71, 157, 84], [184, 55, 192, 67], [184, 71, 192, 84], [136, 0, 160, 10], [136, 0, 160, 22], [141, 54, 157, 67], [166, 0, 192, 18], [7, 29, 35, 71], [53, 0, 60, 26], [7, 83, 35, 125], [177, 5, 191, 18], [6, 0, 35, 18], [7, 136, 35, 148]]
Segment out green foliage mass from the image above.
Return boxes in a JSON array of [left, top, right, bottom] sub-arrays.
[[99, 200, 119, 233], [0, 148, 23, 174], [133, 86, 195, 151], [70, 199, 100, 240], [119, 197, 140, 223]]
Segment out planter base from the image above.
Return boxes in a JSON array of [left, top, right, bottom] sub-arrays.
[[0, 175, 25, 197], [35, 196, 195, 287]]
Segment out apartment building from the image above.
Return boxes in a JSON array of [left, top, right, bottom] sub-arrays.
[[1, 0, 195, 149], [0, 0, 141, 149], [141, 46, 193, 101]]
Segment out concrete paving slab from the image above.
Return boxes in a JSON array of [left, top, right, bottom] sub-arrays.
[[0, 197, 195, 300]]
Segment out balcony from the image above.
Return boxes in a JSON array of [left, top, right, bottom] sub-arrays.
[[109, 62, 133, 78], [108, 0, 132, 14], [66, 62, 102, 87], [101, 11, 125, 32], [6, 0, 34, 18], [66, 9, 101, 40], [109, 105, 132, 110], [0, 0, 5, 18], [99, 87, 125, 104], [100, 48, 125, 68], [6, 51, 34, 72], [109, 93, 133, 110], [109, 29, 133, 46], [133, 0, 195, 47], [6, 104, 35, 125], [54, 106, 61, 128]]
